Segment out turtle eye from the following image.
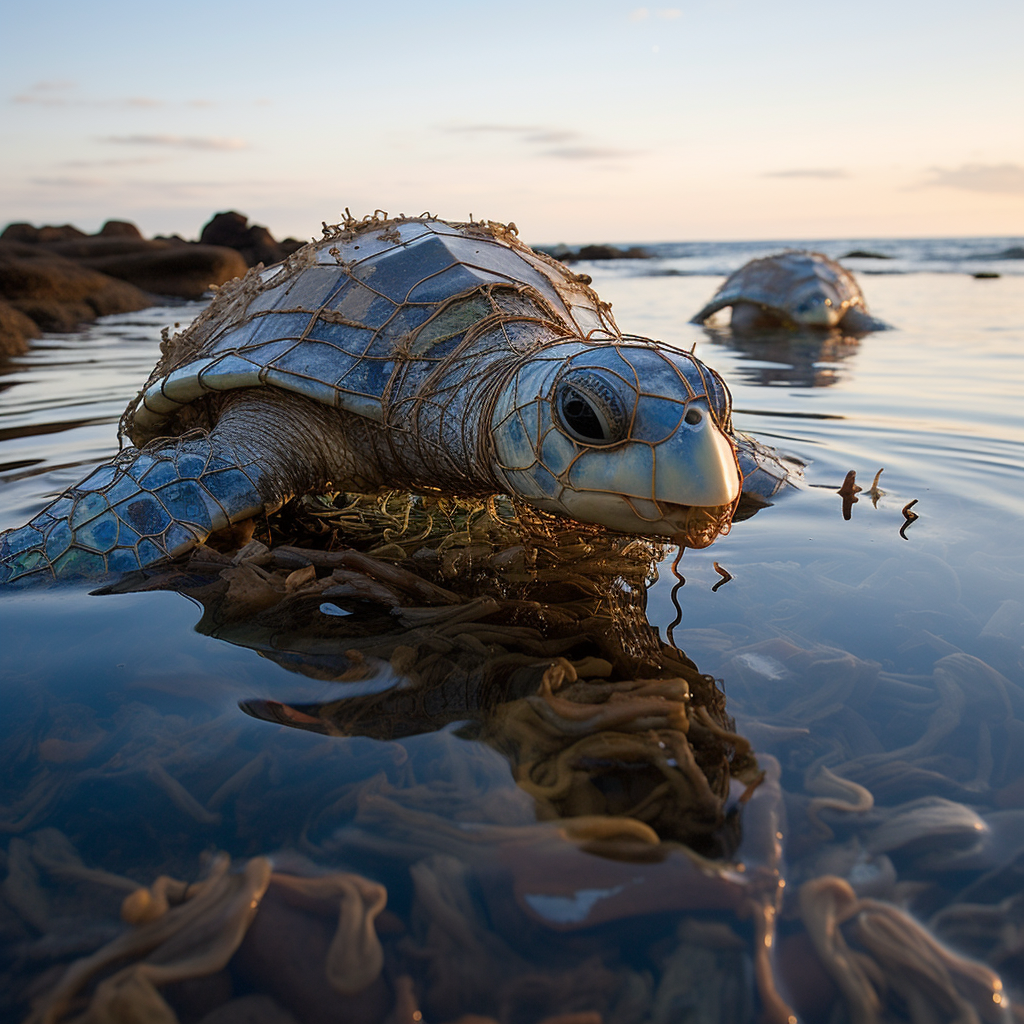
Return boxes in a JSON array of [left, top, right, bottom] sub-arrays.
[[555, 371, 628, 445]]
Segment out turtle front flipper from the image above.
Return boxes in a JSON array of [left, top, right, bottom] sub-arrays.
[[0, 439, 266, 584], [839, 307, 890, 334]]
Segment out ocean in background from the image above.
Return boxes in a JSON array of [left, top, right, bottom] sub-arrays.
[[1, 238, 1022, 1023], [557, 234, 1024, 277]]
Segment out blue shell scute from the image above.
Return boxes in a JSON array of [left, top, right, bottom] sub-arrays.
[[2, 524, 46, 557], [156, 480, 213, 532], [174, 453, 208, 480], [305, 321, 374, 353], [354, 235, 457, 301], [115, 496, 172, 537], [338, 358, 394, 398], [251, 312, 312, 343], [75, 515, 119, 554], [209, 321, 260, 353], [201, 468, 262, 517], [70, 491, 110, 529], [407, 263, 507, 304], [45, 521, 73, 560], [139, 459, 180, 489], [53, 548, 107, 578], [45, 497, 75, 521], [163, 522, 201, 557], [105, 474, 145, 506], [107, 547, 144, 573], [272, 340, 358, 383], [80, 465, 119, 491], [136, 539, 164, 565], [116, 522, 142, 549], [280, 266, 348, 310]]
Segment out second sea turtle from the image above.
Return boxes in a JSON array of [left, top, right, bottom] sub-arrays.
[[691, 251, 888, 333]]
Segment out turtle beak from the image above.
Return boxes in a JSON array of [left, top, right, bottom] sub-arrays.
[[654, 399, 741, 508]]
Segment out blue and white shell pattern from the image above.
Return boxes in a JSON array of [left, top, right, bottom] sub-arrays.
[[125, 216, 617, 446]]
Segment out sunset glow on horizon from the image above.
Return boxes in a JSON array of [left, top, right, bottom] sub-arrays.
[[2, 0, 1021, 245]]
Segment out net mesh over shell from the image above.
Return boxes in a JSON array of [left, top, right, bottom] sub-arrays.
[[119, 212, 738, 549]]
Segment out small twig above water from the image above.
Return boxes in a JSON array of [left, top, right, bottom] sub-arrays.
[[866, 468, 885, 507], [712, 562, 733, 592], [837, 470, 862, 521], [900, 499, 920, 540]]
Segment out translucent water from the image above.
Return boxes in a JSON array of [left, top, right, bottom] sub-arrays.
[[1, 246, 1022, 1024]]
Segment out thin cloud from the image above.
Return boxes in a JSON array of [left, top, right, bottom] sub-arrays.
[[32, 176, 110, 188], [11, 82, 210, 109], [921, 163, 1024, 195], [441, 123, 636, 163], [101, 135, 248, 151], [543, 146, 638, 161], [629, 8, 680, 20], [763, 168, 849, 179], [14, 92, 162, 108], [523, 129, 577, 144], [62, 156, 170, 168], [442, 124, 543, 135], [27, 80, 76, 92]]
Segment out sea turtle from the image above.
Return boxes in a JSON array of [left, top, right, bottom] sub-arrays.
[[690, 251, 888, 333], [0, 214, 791, 584]]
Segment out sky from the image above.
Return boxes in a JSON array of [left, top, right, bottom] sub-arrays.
[[1, 0, 1022, 244]]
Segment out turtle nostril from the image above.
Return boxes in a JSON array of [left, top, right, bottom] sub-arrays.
[[684, 408, 702, 425]]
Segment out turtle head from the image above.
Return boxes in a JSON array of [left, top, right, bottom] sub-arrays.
[[788, 280, 847, 328], [489, 341, 741, 545]]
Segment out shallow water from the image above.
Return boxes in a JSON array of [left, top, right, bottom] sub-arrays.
[[1, 247, 1022, 1024]]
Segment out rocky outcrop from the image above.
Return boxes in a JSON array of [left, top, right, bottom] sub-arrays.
[[0, 213, 304, 354], [0, 241, 154, 347], [540, 243, 651, 263], [81, 244, 248, 299], [0, 299, 39, 356], [200, 211, 305, 267], [0, 223, 87, 244]]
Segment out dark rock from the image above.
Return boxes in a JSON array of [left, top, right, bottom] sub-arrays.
[[82, 245, 248, 299], [10, 299, 96, 333], [0, 243, 153, 334], [201, 210, 250, 248], [43, 237, 169, 260], [973, 272, 1001, 279], [0, 244, 145, 305], [0, 299, 38, 356], [841, 250, 893, 259], [98, 219, 143, 239], [200, 211, 286, 267], [0, 223, 42, 244], [0, 223, 88, 244], [542, 243, 651, 263]]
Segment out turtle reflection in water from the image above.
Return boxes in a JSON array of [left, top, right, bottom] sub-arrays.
[[108, 492, 763, 858], [1, 212, 793, 586]]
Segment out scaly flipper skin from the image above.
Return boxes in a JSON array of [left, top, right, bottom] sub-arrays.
[[0, 439, 265, 585]]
